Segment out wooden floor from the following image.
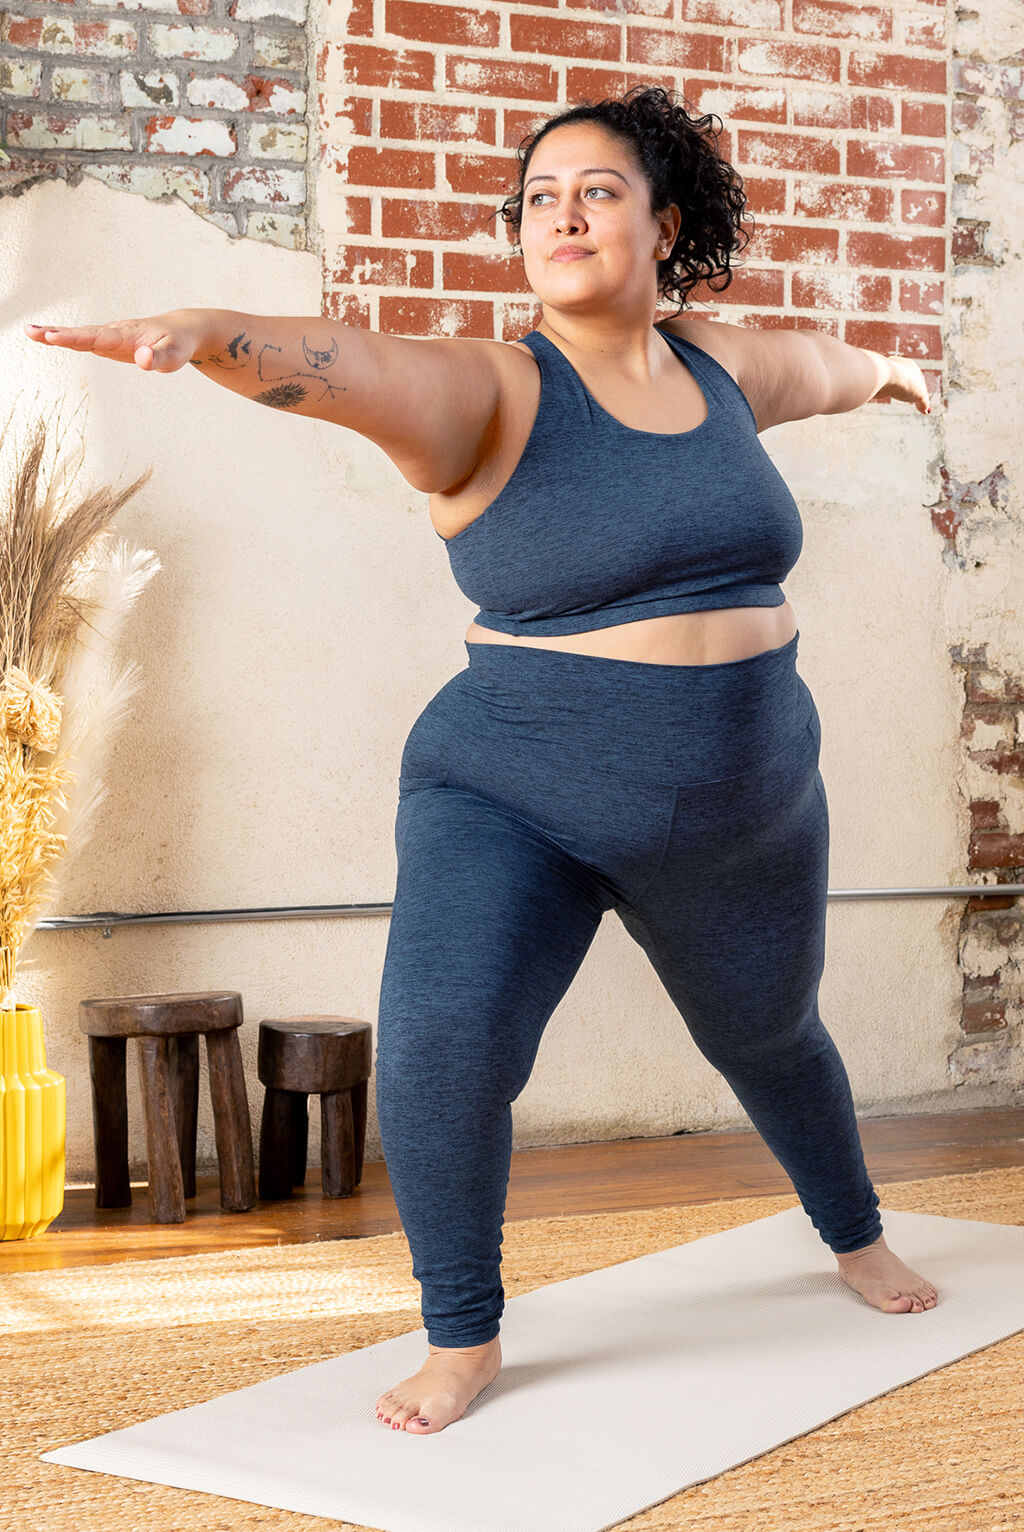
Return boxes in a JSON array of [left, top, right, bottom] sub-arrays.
[[5, 1106, 1023, 1273]]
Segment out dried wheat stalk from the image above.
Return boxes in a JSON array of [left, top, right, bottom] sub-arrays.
[[0, 402, 159, 1010]]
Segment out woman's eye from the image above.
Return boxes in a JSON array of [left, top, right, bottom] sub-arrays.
[[528, 187, 610, 206]]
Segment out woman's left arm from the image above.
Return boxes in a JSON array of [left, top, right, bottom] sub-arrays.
[[807, 332, 933, 416]]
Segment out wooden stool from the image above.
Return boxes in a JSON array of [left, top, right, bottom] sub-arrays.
[[257, 1017, 371, 1200], [79, 991, 257, 1224]]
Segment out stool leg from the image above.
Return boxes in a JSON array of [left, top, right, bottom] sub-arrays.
[[259, 1087, 298, 1201], [289, 1092, 309, 1187], [321, 1089, 355, 1198], [136, 1036, 186, 1223], [169, 1034, 199, 1199], [206, 1027, 257, 1212], [87, 1035, 131, 1209], [351, 1077, 367, 1185]]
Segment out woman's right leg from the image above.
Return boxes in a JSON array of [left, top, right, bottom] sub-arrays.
[[375, 778, 610, 1348]]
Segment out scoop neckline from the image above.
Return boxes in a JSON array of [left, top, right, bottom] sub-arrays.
[[528, 327, 712, 440]]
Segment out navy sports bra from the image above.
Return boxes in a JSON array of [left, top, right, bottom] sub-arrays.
[[436, 325, 804, 637]]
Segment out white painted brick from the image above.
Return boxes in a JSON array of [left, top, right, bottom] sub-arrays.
[[252, 31, 305, 70], [222, 164, 304, 204], [144, 114, 237, 156], [1002, 777, 1024, 836], [232, 0, 307, 23], [6, 110, 132, 151], [148, 24, 238, 61], [738, 37, 832, 75], [797, 0, 882, 39], [249, 78, 305, 114], [973, 670, 1007, 700], [961, 753, 1007, 805], [50, 65, 116, 105], [791, 269, 868, 309], [33, 16, 74, 50], [969, 718, 1010, 751], [201, 209, 243, 237], [962, 922, 1016, 974], [83, 160, 209, 207], [119, 69, 178, 108], [84, 0, 194, 9], [245, 209, 305, 248], [1, 59, 42, 96], [948, 1034, 1022, 1088], [248, 120, 307, 160], [186, 74, 248, 110], [61, 17, 137, 55], [25, 16, 139, 56], [790, 86, 849, 126], [695, 84, 786, 122]]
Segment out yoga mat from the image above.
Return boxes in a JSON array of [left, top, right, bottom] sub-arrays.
[[39, 1203, 1024, 1532]]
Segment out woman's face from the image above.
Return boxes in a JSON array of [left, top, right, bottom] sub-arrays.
[[517, 121, 680, 321]]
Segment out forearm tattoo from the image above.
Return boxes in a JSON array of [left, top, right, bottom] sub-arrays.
[[190, 329, 348, 410]]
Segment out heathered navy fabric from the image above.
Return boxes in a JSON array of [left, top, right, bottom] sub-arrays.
[[377, 633, 884, 1348], [438, 325, 805, 636]]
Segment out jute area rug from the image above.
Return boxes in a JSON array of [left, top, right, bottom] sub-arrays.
[[4, 1167, 1024, 1532]]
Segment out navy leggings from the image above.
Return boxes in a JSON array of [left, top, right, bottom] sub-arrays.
[[376, 630, 883, 1347]]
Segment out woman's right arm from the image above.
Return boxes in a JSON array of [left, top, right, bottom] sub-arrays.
[[24, 308, 503, 494]]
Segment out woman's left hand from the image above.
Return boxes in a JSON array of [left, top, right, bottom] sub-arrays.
[[884, 354, 932, 414]]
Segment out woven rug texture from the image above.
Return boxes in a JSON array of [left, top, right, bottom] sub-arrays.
[[2, 1167, 1023, 1532]]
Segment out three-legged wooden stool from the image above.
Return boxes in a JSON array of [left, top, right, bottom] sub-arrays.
[[257, 1017, 371, 1200], [79, 990, 258, 1223]]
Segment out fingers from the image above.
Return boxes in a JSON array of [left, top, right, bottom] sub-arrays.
[[24, 320, 185, 370], [26, 322, 108, 352]]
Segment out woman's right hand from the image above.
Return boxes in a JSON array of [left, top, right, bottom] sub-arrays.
[[24, 310, 210, 372]]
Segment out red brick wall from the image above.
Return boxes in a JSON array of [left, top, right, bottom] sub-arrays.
[[2, 0, 951, 387], [318, 0, 947, 411]]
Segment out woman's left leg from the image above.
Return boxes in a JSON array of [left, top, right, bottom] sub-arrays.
[[615, 724, 885, 1255]]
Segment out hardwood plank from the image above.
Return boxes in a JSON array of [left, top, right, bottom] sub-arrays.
[[2, 1107, 1021, 1273]]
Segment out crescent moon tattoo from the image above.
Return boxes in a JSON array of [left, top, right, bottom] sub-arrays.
[[302, 335, 339, 371]]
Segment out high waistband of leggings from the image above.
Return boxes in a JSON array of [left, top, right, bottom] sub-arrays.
[[448, 629, 812, 787], [464, 628, 800, 684]]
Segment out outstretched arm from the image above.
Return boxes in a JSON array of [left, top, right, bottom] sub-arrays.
[[24, 308, 503, 494], [666, 316, 933, 434], [804, 331, 932, 417]]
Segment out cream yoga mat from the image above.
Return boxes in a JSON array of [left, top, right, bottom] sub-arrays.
[[34, 1197, 1024, 1532]]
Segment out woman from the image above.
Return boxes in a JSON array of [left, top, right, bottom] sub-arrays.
[[27, 85, 937, 1438]]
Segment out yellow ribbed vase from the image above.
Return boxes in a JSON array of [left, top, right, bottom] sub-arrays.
[[1, 1004, 66, 1239]]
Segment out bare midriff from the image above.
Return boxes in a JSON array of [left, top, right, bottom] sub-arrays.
[[443, 328, 799, 666], [463, 604, 797, 666]]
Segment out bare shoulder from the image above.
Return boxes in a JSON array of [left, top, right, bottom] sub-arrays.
[[657, 312, 830, 433], [656, 313, 750, 386], [358, 331, 507, 495], [425, 336, 540, 524]]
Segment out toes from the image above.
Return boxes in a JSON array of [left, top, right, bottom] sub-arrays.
[[882, 1293, 914, 1312]]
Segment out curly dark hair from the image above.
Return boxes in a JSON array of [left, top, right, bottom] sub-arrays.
[[496, 84, 754, 316]]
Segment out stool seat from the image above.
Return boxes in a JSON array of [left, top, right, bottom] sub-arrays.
[[79, 991, 244, 1038], [256, 1017, 371, 1201], [78, 990, 257, 1224]]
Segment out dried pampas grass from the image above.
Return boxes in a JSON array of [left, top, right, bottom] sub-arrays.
[[0, 400, 161, 1011]]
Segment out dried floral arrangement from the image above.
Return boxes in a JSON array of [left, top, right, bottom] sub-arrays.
[[0, 402, 161, 1011]]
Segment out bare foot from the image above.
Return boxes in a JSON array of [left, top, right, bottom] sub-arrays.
[[835, 1232, 938, 1313], [375, 1335, 502, 1434]]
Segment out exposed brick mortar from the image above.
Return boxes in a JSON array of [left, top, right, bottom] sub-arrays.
[[0, 0, 311, 244], [942, 2, 1024, 1095]]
